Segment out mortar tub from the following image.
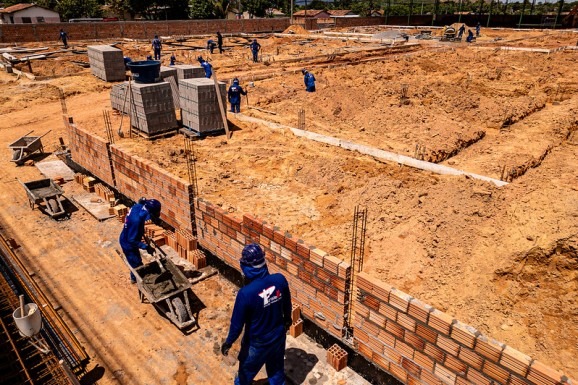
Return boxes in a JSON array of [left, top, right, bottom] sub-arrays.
[[13, 303, 42, 337], [127, 60, 161, 83]]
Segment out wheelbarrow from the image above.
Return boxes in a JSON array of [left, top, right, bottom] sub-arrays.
[[118, 250, 197, 330], [20, 178, 66, 218], [9, 130, 51, 165]]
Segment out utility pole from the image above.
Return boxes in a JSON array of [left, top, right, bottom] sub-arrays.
[[554, 0, 564, 29]]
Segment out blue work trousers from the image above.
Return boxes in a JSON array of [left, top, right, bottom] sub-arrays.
[[154, 48, 161, 60], [230, 102, 241, 113], [234, 333, 286, 385], [252, 50, 259, 63], [122, 247, 143, 282]]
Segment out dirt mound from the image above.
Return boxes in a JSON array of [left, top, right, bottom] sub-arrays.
[[283, 25, 309, 35]]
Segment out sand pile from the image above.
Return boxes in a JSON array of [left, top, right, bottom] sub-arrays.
[[282, 25, 310, 35]]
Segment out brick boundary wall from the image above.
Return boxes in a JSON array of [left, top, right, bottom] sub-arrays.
[[66, 122, 115, 187], [194, 198, 351, 340], [0, 19, 291, 44], [334, 17, 385, 28], [354, 272, 575, 385], [64, 123, 575, 385], [109, 146, 194, 232]]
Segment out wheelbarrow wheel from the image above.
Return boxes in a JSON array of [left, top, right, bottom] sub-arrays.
[[172, 297, 188, 323], [12, 149, 22, 161], [47, 198, 58, 215]]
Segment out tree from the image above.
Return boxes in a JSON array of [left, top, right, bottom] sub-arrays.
[[56, 0, 103, 20], [242, 0, 272, 16], [189, 0, 216, 18]]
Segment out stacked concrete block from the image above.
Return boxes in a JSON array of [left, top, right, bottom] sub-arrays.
[[110, 82, 129, 112], [87, 45, 125, 82], [179, 78, 227, 134], [160, 66, 178, 83], [174, 64, 205, 80], [160, 66, 180, 109], [129, 82, 177, 136]]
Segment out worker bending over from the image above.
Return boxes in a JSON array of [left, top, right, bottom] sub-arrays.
[[197, 56, 212, 78], [119, 198, 161, 283], [221, 243, 292, 385], [228, 78, 247, 113], [302, 69, 316, 92]]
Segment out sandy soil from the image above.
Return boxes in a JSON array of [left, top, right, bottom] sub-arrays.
[[0, 27, 577, 379]]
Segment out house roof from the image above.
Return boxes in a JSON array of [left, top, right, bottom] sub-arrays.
[[327, 9, 353, 16], [293, 9, 326, 16], [0, 3, 36, 14]]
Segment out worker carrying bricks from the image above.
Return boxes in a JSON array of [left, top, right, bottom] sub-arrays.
[[221, 243, 292, 385], [302, 69, 316, 92], [58, 29, 69, 48], [152, 35, 162, 60], [228, 78, 247, 113], [249, 39, 261, 63], [197, 56, 212, 78], [119, 198, 161, 283]]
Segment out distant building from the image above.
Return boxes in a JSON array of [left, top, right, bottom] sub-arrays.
[[293, 9, 331, 19], [0, 3, 60, 24], [327, 10, 356, 17], [267, 8, 286, 18], [370, 10, 384, 17]]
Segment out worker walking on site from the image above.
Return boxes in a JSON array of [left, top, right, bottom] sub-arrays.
[[58, 29, 69, 48], [250, 39, 261, 63], [152, 35, 162, 60], [217, 31, 224, 54], [119, 198, 162, 283], [221, 243, 292, 385], [457, 24, 466, 39], [302, 69, 316, 92], [228, 78, 247, 113], [197, 56, 212, 78]]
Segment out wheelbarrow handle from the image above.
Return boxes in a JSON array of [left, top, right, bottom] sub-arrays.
[[38, 129, 52, 139]]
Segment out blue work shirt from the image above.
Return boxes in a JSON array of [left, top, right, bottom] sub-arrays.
[[200, 61, 212, 78], [304, 72, 315, 88], [225, 266, 292, 346], [250, 41, 261, 53], [119, 203, 150, 251], [228, 83, 247, 104]]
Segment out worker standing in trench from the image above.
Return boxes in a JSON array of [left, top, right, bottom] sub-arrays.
[[221, 243, 292, 385], [119, 198, 161, 283], [249, 39, 261, 63], [302, 69, 316, 92]]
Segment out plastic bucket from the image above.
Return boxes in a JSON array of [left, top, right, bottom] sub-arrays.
[[13, 303, 42, 337], [127, 60, 161, 83]]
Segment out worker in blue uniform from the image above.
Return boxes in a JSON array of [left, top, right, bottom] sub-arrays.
[[170, 53, 176, 66], [152, 35, 162, 60], [302, 69, 316, 92], [228, 78, 247, 113], [119, 198, 162, 283], [466, 29, 474, 43], [197, 56, 212, 78], [249, 39, 261, 63], [221, 243, 292, 385]]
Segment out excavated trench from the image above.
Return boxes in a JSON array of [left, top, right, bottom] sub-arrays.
[[418, 130, 486, 163]]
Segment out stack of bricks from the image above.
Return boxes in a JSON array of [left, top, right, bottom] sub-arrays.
[[67, 124, 115, 187], [173, 64, 205, 81], [144, 223, 166, 247], [352, 272, 575, 385], [128, 82, 177, 136], [109, 204, 128, 222], [164, 230, 177, 250], [110, 82, 129, 112], [327, 344, 348, 372], [87, 45, 125, 82], [187, 249, 207, 269], [94, 183, 115, 205], [109, 145, 194, 232], [74, 173, 87, 185], [289, 304, 303, 338], [194, 198, 351, 339], [82, 176, 96, 193], [175, 228, 197, 259], [179, 78, 227, 134]]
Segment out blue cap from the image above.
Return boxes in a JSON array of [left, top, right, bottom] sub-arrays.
[[241, 243, 266, 268], [144, 199, 161, 219]]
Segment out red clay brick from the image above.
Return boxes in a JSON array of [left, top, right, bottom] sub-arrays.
[[424, 342, 445, 363], [414, 350, 435, 372], [499, 345, 532, 377], [444, 354, 467, 376], [475, 334, 504, 362], [372, 352, 391, 372], [483, 360, 510, 383], [390, 363, 409, 383], [389, 288, 412, 313], [450, 321, 479, 349], [404, 330, 426, 351], [458, 346, 483, 371], [434, 362, 457, 385], [527, 360, 564, 385], [428, 309, 454, 335], [416, 323, 438, 344], [408, 298, 433, 324], [397, 312, 417, 332]]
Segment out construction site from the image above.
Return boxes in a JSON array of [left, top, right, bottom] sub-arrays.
[[0, 18, 577, 385]]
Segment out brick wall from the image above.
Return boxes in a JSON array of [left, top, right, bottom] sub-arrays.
[[194, 198, 351, 339], [67, 123, 115, 187], [0, 19, 291, 43], [110, 146, 194, 232], [334, 17, 384, 27], [353, 272, 574, 385]]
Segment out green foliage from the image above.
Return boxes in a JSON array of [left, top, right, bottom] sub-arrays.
[[56, 0, 103, 20], [242, 0, 272, 17], [189, 0, 216, 18]]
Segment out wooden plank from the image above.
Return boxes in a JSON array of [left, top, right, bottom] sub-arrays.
[[212, 71, 230, 140]]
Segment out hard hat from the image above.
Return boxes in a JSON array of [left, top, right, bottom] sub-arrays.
[[144, 199, 162, 219], [240, 243, 266, 268], [233, 78, 239, 84]]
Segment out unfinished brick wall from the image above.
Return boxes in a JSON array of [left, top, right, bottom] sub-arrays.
[[334, 17, 384, 27], [109, 146, 194, 232], [194, 198, 351, 339], [0, 19, 291, 43], [353, 272, 574, 385], [67, 123, 115, 187]]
